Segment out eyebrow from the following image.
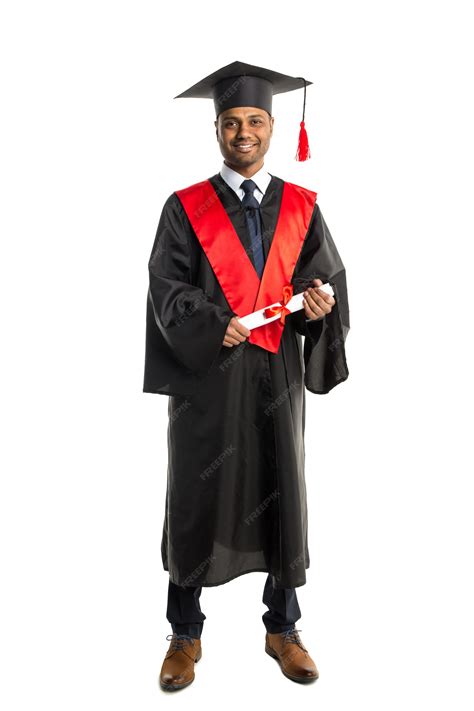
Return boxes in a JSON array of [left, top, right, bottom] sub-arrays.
[[221, 114, 266, 120]]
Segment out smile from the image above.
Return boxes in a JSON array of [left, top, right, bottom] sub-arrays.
[[234, 143, 257, 152]]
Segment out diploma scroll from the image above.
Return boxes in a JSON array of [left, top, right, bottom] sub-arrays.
[[238, 282, 334, 330]]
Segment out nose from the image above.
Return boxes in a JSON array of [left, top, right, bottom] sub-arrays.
[[236, 123, 253, 139]]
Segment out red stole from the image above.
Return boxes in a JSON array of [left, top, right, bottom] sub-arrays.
[[175, 178, 317, 354]]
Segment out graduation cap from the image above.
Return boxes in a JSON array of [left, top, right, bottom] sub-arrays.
[[174, 61, 312, 162]]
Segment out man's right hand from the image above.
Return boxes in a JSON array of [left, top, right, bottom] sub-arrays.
[[223, 316, 251, 347]]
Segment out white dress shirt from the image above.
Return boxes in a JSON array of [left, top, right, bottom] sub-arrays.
[[219, 161, 272, 203]]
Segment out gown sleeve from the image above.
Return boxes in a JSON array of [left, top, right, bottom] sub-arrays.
[[290, 203, 350, 394], [147, 193, 236, 376]]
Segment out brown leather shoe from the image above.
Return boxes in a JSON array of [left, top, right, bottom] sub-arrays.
[[159, 633, 202, 691], [265, 628, 319, 683]]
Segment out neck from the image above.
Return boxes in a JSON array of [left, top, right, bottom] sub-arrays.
[[224, 159, 264, 179]]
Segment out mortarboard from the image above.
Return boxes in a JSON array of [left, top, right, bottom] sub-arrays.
[[174, 60, 312, 161]]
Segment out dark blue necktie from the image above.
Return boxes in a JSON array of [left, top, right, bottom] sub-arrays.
[[240, 179, 265, 278]]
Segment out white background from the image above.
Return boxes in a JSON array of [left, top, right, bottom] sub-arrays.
[[1, 0, 473, 708]]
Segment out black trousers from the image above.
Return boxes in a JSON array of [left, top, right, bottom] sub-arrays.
[[166, 573, 302, 639]]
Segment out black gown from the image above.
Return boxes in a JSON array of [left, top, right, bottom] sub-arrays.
[[143, 173, 350, 589]]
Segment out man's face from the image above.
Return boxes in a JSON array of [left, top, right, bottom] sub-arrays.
[[215, 106, 274, 171]]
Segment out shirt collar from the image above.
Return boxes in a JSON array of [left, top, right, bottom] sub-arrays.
[[220, 161, 272, 198]]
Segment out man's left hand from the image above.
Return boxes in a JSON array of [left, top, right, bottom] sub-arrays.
[[302, 278, 336, 320]]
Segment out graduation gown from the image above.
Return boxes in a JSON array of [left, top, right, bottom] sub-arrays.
[[143, 173, 350, 589]]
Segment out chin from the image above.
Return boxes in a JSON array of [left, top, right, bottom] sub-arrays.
[[232, 154, 259, 165]]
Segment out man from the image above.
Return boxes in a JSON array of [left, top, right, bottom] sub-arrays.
[[143, 61, 350, 691]]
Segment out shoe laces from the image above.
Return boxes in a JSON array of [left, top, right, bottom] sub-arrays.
[[166, 633, 196, 652], [280, 628, 308, 652]]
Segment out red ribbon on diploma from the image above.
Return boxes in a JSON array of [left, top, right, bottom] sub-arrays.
[[263, 284, 294, 325]]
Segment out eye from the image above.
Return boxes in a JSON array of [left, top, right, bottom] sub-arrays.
[[252, 119, 262, 124]]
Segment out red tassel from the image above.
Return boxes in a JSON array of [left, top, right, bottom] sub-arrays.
[[295, 120, 311, 161]]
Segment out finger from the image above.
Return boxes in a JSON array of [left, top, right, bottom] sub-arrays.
[[228, 325, 249, 342], [309, 285, 334, 305], [316, 290, 336, 307], [304, 290, 326, 315], [230, 317, 251, 338], [233, 322, 251, 338], [313, 278, 323, 287], [307, 287, 334, 311], [302, 300, 313, 319], [223, 335, 240, 346], [228, 327, 249, 342], [302, 299, 313, 319], [303, 296, 323, 319]]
